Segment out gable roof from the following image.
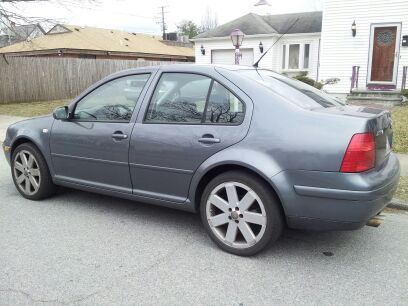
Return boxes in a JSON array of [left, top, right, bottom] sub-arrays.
[[0, 24, 45, 48], [0, 24, 194, 58], [194, 11, 322, 39]]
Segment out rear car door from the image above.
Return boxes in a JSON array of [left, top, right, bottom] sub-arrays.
[[129, 68, 253, 203], [50, 73, 151, 193]]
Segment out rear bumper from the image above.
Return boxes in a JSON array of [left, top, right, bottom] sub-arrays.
[[271, 153, 400, 231]]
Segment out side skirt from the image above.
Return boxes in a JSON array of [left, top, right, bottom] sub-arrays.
[[54, 178, 196, 213]]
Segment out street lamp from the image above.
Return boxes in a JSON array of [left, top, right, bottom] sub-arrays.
[[230, 29, 245, 65]]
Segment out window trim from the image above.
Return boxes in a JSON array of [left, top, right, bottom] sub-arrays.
[[281, 43, 311, 71], [143, 72, 246, 126], [71, 73, 151, 123]]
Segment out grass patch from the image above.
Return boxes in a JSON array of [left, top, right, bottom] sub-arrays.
[[395, 176, 408, 202], [391, 105, 408, 154], [0, 100, 70, 117]]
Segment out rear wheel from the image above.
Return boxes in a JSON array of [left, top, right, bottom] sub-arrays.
[[11, 143, 56, 200], [200, 171, 283, 256]]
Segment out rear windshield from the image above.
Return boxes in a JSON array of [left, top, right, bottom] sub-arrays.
[[238, 69, 344, 109]]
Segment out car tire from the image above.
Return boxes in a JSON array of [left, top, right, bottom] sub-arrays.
[[11, 143, 57, 200], [200, 170, 283, 256]]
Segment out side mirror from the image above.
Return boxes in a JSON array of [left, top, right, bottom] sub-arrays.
[[53, 106, 70, 120]]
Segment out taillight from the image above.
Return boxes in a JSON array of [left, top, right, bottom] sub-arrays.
[[340, 133, 375, 173]]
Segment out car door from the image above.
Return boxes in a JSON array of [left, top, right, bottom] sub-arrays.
[[129, 69, 253, 203], [50, 73, 151, 193]]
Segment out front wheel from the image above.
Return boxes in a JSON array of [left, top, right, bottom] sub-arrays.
[[11, 143, 56, 200], [200, 171, 283, 256]]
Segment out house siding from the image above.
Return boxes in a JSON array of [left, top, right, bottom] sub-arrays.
[[319, 0, 408, 93], [194, 34, 320, 80]]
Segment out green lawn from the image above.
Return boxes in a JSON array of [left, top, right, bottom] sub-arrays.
[[0, 100, 70, 117], [392, 104, 408, 154], [395, 176, 408, 202]]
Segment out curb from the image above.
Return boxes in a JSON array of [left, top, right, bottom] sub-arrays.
[[388, 198, 408, 211]]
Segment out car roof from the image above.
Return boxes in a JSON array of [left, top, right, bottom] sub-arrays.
[[113, 64, 257, 75]]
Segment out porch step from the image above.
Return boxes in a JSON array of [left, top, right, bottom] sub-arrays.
[[347, 89, 403, 106]]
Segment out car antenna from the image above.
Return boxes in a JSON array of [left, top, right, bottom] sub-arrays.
[[253, 18, 300, 68]]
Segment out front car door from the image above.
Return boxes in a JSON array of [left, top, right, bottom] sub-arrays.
[[50, 73, 152, 193], [129, 66, 253, 203]]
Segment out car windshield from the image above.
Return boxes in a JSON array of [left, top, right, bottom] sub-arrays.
[[238, 69, 345, 109]]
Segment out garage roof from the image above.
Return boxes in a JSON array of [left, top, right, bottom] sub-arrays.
[[0, 24, 194, 58], [194, 11, 322, 39]]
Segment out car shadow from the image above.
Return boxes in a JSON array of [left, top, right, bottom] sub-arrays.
[[47, 187, 377, 260]]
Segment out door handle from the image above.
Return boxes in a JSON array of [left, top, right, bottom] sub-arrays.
[[198, 134, 221, 144], [112, 132, 128, 140]]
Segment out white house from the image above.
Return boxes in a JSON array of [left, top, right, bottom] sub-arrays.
[[192, 0, 408, 96], [319, 0, 408, 94], [192, 12, 322, 81]]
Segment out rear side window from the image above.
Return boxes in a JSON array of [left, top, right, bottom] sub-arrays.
[[145, 73, 245, 125], [206, 81, 245, 124], [145, 73, 210, 123]]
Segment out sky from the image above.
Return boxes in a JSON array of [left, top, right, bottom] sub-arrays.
[[4, 0, 322, 34]]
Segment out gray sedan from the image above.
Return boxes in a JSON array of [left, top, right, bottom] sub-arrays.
[[2, 64, 400, 256]]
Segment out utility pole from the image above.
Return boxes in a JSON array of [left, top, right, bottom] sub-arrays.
[[158, 5, 167, 40]]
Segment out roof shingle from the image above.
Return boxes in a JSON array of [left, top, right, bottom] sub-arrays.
[[194, 11, 322, 39], [0, 24, 194, 58]]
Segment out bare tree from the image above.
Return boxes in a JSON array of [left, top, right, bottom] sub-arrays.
[[0, 0, 97, 42], [200, 7, 218, 33]]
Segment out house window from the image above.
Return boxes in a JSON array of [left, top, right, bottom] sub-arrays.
[[282, 43, 311, 70], [282, 45, 286, 69], [303, 44, 310, 69]]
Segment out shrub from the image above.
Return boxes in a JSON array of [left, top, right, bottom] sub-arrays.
[[401, 89, 408, 99], [294, 75, 315, 87]]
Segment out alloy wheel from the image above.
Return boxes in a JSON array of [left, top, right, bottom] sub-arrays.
[[206, 182, 267, 249], [13, 150, 41, 196]]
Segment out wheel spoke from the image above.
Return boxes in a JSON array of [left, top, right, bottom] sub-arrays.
[[24, 178, 31, 193], [20, 152, 28, 167], [209, 213, 229, 227], [27, 155, 35, 168], [243, 211, 266, 225], [209, 194, 230, 212], [225, 222, 238, 244], [28, 175, 39, 191], [225, 183, 239, 206], [238, 222, 256, 244], [16, 174, 25, 184], [14, 161, 24, 172], [30, 168, 40, 177], [238, 191, 256, 211]]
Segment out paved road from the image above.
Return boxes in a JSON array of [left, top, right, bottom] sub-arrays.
[[0, 115, 26, 142], [0, 153, 407, 305]]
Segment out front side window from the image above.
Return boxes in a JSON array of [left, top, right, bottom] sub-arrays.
[[74, 74, 150, 121], [145, 73, 245, 125]]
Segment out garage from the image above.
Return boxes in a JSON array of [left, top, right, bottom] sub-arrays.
[[211, 48, 254, 66]]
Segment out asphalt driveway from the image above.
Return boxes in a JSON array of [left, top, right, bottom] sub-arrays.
[[0, 152, 407, 305]]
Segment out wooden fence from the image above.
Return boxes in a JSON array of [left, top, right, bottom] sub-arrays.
[[0, 57, 185, 103]]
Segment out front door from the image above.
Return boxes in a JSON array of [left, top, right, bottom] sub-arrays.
[[50, 74, 151, 193], [368, 24, 401, 86]]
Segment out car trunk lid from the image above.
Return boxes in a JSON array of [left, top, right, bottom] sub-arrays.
[[314, 105, 393, 169]]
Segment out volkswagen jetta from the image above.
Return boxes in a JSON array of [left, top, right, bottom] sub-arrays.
[[3, 65, 400, 256]]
